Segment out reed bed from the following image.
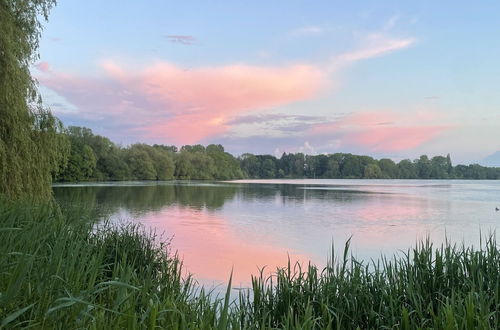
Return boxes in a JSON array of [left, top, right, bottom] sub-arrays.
[[1, 199, 499, 329]]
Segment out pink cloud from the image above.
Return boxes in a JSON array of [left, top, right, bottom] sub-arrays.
[[35, 61, 50, 72], [347, 125, 446, 151], [39, 60, 326, 144], [37, 32, 418, 145], [309, 111, 450, 152]]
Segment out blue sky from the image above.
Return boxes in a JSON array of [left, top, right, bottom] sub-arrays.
[[35, 1, 500, 164]]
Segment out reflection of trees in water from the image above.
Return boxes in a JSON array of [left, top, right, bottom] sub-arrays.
[[53, 183, 240, 219], [237, 184, 371, 205], [53, 182, 377, 219]]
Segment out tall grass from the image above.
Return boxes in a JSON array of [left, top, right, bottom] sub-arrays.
[[1, 199, 499, 329], [0, 200, 222, 329], [238, 237, 499, 329]]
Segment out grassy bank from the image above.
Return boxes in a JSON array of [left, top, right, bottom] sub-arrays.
[[1, 200, 499, 329]]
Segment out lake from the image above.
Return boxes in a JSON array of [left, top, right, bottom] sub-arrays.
[[53, 179, 500, 288]]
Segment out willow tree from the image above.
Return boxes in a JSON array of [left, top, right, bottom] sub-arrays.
[[0, 0, 67, 200]]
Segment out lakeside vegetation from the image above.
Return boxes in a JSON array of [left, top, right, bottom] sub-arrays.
[[1, 200, 499, 329], [0, 0, 65, 201], [54, 125, 500, 182]]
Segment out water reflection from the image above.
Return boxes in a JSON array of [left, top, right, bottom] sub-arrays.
[[54, 182, 313, 285], [53, 180, 500, 287], [54, 182, 239, 216], [138, 207, 309, 285]]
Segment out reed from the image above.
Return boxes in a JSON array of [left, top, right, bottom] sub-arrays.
[[236, 237, 499, 329], [0, 200, 222, 329], [1, 199, 498, 329]]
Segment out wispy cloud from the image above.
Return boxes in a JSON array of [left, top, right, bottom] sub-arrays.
[[225, 113, 331, 140], [383, 14, 400, 31], [228, 113, 326, 125], [166, 35, 196, 45], [290, 25, 326, 37], [329, 33, 415, 69], [255, 50, 273, 59]]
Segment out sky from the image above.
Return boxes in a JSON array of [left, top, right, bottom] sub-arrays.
[[34, 1, 500, 165]]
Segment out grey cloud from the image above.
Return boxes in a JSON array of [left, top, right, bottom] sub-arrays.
[[166, 35, 196, 45], [227, 113, 327, 125]]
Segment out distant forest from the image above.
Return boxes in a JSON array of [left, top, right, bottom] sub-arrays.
[[52, 126, 500, 182]]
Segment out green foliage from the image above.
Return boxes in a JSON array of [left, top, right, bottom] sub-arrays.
[[53, 126, 500, 182], [341, 154, 375, 178], [55, 127, 248, 182], [454, 163, 499, 179], [240, 153, 260, 178], [0, 0, 67, 200], [125, 144, 157, 180], [417, 155, 432, 179], [363, 163, 383, 178], [206, 144, 244, 180], [150, 146, 175, 180], [325, 157, 340, 178], [174, 149, 215, 179], [97, 148, 130, 181], [280, 152, 305, 177], [56, 128, 178, 182], [397, 159, 418, 179], [2, 199, 499, 328], [261, 158, 277, 178], [58, 143, 96, 182], [379, 158, 398, 178], [430, 155, 451, 179], [238, 152, 500, 180]]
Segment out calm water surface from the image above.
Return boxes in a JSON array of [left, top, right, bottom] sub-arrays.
[[53, 180, 500, 287]]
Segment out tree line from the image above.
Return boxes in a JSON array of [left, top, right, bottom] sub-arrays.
[[55, 126, 244, 181], [54, 126, 500, 182], [240, 152, 500, 180]]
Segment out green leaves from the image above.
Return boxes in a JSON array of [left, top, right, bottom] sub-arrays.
[[1, 303, 35, 327], [0, 0, 62, 201]]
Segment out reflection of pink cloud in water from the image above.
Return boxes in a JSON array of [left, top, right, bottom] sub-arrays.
[[354, 195, 423, 221], [345, 195, 444, 257], [139, 206, 313, 285]]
